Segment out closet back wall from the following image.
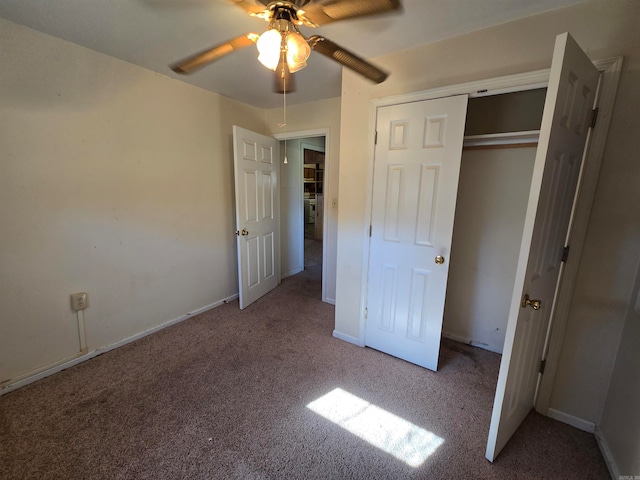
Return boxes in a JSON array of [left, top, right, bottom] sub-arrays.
[[443, 147, 536, 353], [442, 89, 545, 353]]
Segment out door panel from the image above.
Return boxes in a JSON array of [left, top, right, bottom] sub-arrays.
[[366, 95, 468, 371], [233, 126, 280, 309], [486, 33, 600, 461]]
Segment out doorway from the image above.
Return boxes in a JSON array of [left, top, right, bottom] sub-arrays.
[[302, 141, 325, 272], [277, 131, 329, 301]]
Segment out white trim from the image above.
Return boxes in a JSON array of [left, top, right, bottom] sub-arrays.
[[547, 407, 596, 433], [357, 98, 380, 347], [595, 426, 621, 480], [441, 331, 504, 354], [372, 70, 553, 109], [0, 293, 238, 396], [282, 266, 304, 279], [535, 56, 624, 415], [463, 130, 540, 148], [371, 57, 617, 109], [273, 128, 332, 305], [332, 330, 364, 347]]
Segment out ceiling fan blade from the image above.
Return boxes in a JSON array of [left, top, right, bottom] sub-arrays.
[[229, 0, 270, 16], [308, 36, 388, 84], [300, 0, 401, 26], [170, 33, 258, 74]]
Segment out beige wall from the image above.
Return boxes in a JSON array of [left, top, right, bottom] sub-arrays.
[[266, 98, 341, 303], [0, 19, 266, 384], [334, 0, 640, 451], [549, 46, 640, 422], [599, 262, 640, 477]]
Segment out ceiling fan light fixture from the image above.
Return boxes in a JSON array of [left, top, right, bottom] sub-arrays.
[[257, 28, 282, 70], [171, 0, 400, 93], [285, 30, 311, 73], [257, 15, 310, 74]]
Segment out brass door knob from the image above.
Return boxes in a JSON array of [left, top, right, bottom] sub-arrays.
[[241, 229, 249, 236], [435, 255, 445, 265], [522, 294, 542, 310]]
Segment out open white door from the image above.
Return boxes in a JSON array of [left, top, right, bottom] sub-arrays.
[[365, 95, 468, 371], [233, 126, 280, 309], [486, 33, 600, 461]]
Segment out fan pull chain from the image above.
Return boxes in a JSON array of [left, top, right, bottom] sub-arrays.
[[277, 49, 288, 165], [282, 85, 287, 164]]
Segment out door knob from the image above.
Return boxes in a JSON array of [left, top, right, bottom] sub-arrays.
[[435, 255, 445, 265], [235, 229, 249, 236], [521, 294, 542, 310]]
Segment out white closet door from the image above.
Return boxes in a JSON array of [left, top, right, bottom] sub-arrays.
[[486, 32, 600, 461], [365, 95, 468, 371]]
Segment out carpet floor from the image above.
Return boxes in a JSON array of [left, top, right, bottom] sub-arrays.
[[0, 265, 609, 479]]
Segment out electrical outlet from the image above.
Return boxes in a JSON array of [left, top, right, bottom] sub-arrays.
[[70, 292, 89, 311]]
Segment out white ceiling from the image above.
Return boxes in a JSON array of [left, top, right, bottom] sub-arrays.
[[0, 0, 588, 109]]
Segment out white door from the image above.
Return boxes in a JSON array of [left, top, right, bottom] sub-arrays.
[[233, 126, 280, 309], [365, 95, 468, 371], [486, 33, 600, 461]]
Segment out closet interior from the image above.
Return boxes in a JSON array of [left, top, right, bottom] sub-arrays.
[[443, 88, 547, 354]]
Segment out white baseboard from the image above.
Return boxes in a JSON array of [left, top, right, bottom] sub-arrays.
[[282, 267, 304, 279], [547, 407, 596, 433], [595, 426, 620, 480], [323, 296, 336, 305], [441, 331, 503, 354], [333, 330, 364, 347], [0, 293, 238, 396]]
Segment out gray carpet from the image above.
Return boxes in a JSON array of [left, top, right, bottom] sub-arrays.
[[0, 265, 609, 479], [304, 238, 323, 267]]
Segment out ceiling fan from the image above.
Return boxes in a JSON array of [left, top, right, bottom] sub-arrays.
[[170, 0, 402, 93]]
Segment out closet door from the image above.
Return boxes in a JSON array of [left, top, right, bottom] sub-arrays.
[[486, 32, 600, 461], [365, 95, 468, 371]]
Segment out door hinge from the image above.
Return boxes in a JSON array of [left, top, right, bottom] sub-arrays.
[[374, 131, 378, 144], [590, 108, 599, 128], [369, 224, 372, 237], [539, 359, 547, 374], [364, 307, 368, 319], [561, 245, 570, 263]]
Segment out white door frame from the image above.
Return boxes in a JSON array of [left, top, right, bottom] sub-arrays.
[[274, 128, 332, 304], [359, 58, 622, 410]]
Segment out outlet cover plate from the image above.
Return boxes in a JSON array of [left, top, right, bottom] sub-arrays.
[[70, 292, 89, 311]]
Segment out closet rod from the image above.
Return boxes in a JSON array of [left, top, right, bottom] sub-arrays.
[[463, 130, 540, 149]]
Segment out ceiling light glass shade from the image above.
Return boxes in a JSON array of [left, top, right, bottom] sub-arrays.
[[257, 29, 282, 71], [285, 31, 311, 73]]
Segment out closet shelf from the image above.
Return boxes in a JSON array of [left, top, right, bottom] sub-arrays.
[[463, 130, 540, 148]]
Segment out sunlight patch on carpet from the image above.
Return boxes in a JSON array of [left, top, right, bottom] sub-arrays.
[[306, 388, 444, 467]]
